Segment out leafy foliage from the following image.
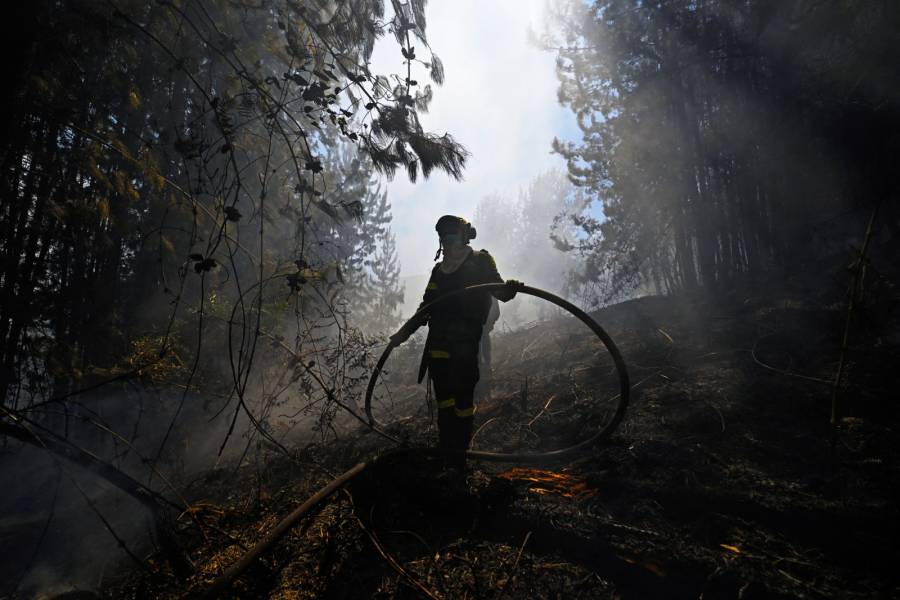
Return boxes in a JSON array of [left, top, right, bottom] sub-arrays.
[[0, 0, 456, 398]]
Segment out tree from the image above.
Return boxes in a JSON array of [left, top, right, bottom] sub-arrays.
[[321, 155, 405, 336], [0, 0, 468, 408], [366, 228, 406, 334], [0, 0, 467, 590], [542, 0, 900, 303]]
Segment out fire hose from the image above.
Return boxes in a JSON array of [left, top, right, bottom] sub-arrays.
[[206, 282, 629, 596], [365, 282, 630, 459]]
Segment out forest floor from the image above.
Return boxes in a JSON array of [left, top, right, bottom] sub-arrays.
[[105, 286, 899, 599]]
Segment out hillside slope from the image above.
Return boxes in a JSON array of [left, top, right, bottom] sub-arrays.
[[109, 289, 899, 599]]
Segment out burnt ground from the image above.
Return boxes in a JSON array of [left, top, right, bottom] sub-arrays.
[[104, 289, 899, 599]]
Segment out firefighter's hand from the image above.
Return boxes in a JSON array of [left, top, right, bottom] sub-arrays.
[[503, 279, 524, 300], [389, 324, 414, 346]]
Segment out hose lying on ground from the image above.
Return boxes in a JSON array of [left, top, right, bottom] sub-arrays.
[[206, 282, 630, 596]]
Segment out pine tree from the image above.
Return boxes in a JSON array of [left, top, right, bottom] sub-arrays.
[[367, 230, 405, 334], [543, 0, 900, 303]]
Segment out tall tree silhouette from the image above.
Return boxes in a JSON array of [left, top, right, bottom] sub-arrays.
[[544, 0, 900, 301]]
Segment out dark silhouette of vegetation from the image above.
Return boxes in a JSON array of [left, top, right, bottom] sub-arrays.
[[543, 0, 900, 300], [0, 0, 458, 593]]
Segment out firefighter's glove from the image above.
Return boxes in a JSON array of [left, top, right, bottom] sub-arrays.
[[389, 324, 414, 347], [503, 279, 524, 300]]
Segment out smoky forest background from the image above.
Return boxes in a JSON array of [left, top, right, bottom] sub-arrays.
[[1, 1, 899, 598]]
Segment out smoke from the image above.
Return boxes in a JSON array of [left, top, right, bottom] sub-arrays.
[[0, 377, 327, 597], [471, 170, 588, 329], [0, 398, 164, 597]]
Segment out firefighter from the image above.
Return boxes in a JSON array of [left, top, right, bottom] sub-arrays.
[[389, 215, 521, 472]]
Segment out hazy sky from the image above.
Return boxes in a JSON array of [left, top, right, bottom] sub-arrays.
[[369, 0, 579, 279]]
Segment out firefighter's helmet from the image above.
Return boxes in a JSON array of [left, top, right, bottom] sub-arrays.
[[435, 215, 477, 241]]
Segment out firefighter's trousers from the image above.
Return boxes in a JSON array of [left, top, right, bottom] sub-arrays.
[[428, 338, 480, 470]]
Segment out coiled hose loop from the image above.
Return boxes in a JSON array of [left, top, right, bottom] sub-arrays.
[[207, 284, 631, 595], [365, 283, 630, 463]]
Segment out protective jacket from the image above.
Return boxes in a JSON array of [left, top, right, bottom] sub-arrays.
[[416, 249, 512, 383]]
